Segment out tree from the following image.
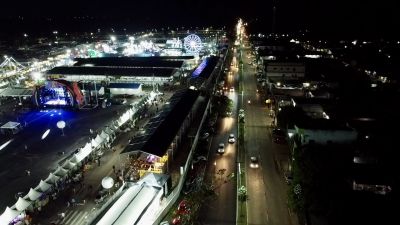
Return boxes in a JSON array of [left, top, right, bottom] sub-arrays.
[[238, 186, 248, 217]]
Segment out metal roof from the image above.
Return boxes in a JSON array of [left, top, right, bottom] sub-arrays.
[[73, 57, 185, 68], [122, 89, 200, 157], [46, 66, 176, 77], [108, 83, 141, 89], [0, 88, 34, 97]]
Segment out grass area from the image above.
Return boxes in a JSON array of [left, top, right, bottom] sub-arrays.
[[237, 122, 248, 225]]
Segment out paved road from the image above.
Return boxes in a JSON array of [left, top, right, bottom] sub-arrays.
[[198, 62, 238, 225], [240, 44, 298, 225], [0, 104, 128, 211], [31, 94, 169, 224]]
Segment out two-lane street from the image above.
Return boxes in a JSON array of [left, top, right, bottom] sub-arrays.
[[240, 43, 298, 225], [198, 58, 239, 225]]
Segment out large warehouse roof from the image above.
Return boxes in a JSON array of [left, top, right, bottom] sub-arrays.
[[122, 89, 200, 157], [46, 66, 176, 77], [73, 57, 186, 68]]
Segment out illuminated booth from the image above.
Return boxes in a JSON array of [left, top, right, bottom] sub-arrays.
[[33, 80, 84, 109]]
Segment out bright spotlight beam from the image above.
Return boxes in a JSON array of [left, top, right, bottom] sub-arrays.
[[0, 139, 13, 151], [41, 129, 51, 140]]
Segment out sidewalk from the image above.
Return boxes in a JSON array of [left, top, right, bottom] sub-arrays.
[[31, 101, 161, 225]]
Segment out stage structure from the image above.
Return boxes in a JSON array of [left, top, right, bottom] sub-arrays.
[[33, 80, 84, 109]]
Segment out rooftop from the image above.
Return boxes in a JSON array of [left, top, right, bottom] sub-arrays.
[[46, 66, 177, 77], [122, 89, 200, 157], [73, 57, 186, 68]]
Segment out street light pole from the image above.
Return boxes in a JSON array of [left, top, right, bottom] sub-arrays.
[[241, 91, 244, 107], [214, 161, 216, 174]]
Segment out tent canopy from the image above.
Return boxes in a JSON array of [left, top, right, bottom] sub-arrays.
[[0, 121, 20, 129], [91, 138, 100, 149], [24, 188, 42, 201], [54, 166, 68, 177], [94, 134, 104, 146], [35, 180, 51, 192], [14, 197, 31, 211], [45, 173, 60, 184], [62, 160, 76, 170], [0, 207, 21, 225], [100, 131, 110, 142]]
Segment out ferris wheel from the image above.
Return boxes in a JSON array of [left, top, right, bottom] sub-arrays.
[[184, 34, 202, 54]]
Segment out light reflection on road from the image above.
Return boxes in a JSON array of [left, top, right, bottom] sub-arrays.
[[221, 117, 234, 132]]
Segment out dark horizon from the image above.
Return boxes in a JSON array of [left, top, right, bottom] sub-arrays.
[[0, 0, 399, 39]]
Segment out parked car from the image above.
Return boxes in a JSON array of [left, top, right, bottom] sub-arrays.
[[284, 172, 293, 184], [250, 156, 259, 168], [171, 216, 181, 225], [228, 134, 235, 143], [217, 143, 225, 154], [177, 200, 190, 214], [200, 132, 210, 140], [272, 128, 287, 144]]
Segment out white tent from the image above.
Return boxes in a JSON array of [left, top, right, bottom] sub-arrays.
[[94, 134, 104, 146], [0, 207, 21, 225], [14, 197, 32, 211], [111, 122, 120, 130], [45, 173, 60, 184], [62, 160, 77, 170], [69, 154, 80, 163], [104, 126, 115, 136], [138, 173, 163, 188], [75, 141, 94, 163], [96, 184, 143, 225], [81, 142, 92, 154], [0, 121, 22, 134], [91, 138, 100, 149], [123, 111, 132, 125], [100, 131, 110, 142], [97, 184, 159, 225], [35, 180, 51, 192], [24, 188, 42, 201], [54, 166, 68, 177]]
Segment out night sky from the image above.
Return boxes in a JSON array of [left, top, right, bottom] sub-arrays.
[[0, 0, 399, 38]]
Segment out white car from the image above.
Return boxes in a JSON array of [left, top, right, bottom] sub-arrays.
[[230, 87, 234, 92], [250, 156, 259, 168], [228, 134, 235, 143], [217, 143, 225, 154]]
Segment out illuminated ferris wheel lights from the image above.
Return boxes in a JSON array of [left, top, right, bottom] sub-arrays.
[[184, 34, 202, 54]]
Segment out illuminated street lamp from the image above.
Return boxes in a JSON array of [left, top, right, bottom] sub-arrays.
[[57, 120, 66, 136]]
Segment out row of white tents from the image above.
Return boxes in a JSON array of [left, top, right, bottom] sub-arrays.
[[0, 95, 154, 224]]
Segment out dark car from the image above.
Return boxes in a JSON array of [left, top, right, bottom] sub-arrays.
[[200, 132, 210, 140], [272, 128, 287, 144], [284, 172, 293, 184]]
